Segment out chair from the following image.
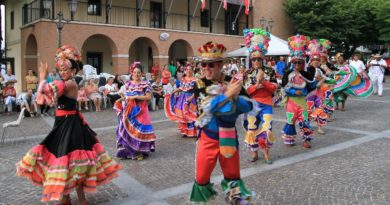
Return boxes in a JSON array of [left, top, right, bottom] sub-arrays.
[[98, 76, 107, 88], [1, 107, 26, 144], [99, 86, 112, 109]]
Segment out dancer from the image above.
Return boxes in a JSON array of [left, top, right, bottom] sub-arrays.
[[281, 34, 317, 148], [16, 45, 121, 204], [306, 39, 336, 135], [164, 63, 198, 138], [242, 28, 277, 164], [114, 62, 156, 160], [189, 41, 255, 204]]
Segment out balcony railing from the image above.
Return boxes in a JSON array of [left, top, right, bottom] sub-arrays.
[[22, 0, 247, 36]]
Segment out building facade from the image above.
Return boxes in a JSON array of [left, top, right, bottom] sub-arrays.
[[4, 0, 293, 92]]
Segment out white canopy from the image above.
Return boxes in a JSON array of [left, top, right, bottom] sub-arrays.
[[226, 34, 290, 57], [356, 46, 372, 54]]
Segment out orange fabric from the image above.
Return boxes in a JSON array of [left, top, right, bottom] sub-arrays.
[[195, 132, 240, 184], [246, 81, 277, 105]]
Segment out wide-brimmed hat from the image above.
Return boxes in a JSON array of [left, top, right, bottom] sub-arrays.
[[373, 53, 382, 58], [197, 41, 227, 63]]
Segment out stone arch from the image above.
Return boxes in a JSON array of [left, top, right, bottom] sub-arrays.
[[168, 39, 194, 65], [25, 34, 38, 73], [128, 37, 159, 73], [81, 34, 118, 74]]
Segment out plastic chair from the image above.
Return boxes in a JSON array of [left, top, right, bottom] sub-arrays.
[[1, 107, 26, 144]]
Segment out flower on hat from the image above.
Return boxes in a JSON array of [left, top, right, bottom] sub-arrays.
[[243, 28, 270, 58], [288, 34, 310, 62], [55, 45, 82, 70]]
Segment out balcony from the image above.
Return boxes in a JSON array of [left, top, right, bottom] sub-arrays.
[[21, 0, 248, 36]]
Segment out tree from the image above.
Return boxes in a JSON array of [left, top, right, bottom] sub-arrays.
[[373, 0, 390, 42], [284, 0, 380, 57]]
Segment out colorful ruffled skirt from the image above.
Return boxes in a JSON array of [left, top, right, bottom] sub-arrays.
[[164, 92, 197, 137], [16, 111, 121, 202], [114, 99, 156, 159]]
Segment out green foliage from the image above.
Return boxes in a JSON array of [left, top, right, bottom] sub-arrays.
[[284, 0, 386, 56], [373, 0, 390, 42]]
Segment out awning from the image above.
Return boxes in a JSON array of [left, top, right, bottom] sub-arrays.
[[218, 0, 253, 6], [226, 34, 289, 57]]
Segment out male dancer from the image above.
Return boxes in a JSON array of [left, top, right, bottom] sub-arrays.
[[189, 41, 255, 205]]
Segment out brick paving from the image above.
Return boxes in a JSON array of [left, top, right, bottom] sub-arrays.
[[0, 82, 389, 205], [166, 138, 390, 205]]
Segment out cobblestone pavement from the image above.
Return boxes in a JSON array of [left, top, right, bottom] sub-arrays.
[[0, 81, 390, 205]]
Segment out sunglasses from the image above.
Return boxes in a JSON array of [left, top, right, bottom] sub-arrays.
[[201, 61, 221, 68], [251, 58, 262, 62], [293, 61, 304, 65]]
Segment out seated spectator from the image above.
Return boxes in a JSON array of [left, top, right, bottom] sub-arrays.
[[47, 68, 61, 83], [2, 81, 16, 115], [17, 89, 38, 117], [150, 74, 157, 84], [114, 74, 124, 89], [163, 78, 176, 95], [86, 78, 102, 112], [77, 86, 89, 111], [2, 67, 17, 87], [25, 69, 38, 92], [104, 77, 121, 103], [151, 63, 160, 77], [151, 77, 164, 110]]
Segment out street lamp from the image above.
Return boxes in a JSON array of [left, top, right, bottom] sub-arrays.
[[268, 18, 274, 32], [259, 16, 266, 29], [56, 12, 65, 48], [68, 0, 78, 21]]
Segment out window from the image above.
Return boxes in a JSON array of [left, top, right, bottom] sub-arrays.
[[87, 52, 103, 74], [11, 11, 14, 29], [88, 0, 101, 16], [150, 2, 162, 28], [200, 9, 209, 27]]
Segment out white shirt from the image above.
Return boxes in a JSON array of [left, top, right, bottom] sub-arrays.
[[349, 60, 366, 73], [2, 74, 16, 86], [163, 83, 176, 95], [368, 59, 387, 75], [104, 83, 118, 95]]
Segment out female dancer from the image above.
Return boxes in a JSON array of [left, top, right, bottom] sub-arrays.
[[242, 28, 277, 164], [164, 63, 198, 138], [16, 45, 121, 204], [114, 64, 156, 160]]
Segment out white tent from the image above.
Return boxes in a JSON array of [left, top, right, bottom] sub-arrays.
[[355, 46, 372, 54], [226, 34, 289, 68], [226, 34, 290, 57]]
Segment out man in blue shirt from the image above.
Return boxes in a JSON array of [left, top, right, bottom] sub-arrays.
[[276, 56, 286, 78]]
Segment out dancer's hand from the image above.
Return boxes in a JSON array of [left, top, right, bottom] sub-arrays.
[[225, 79, 242, 100], [39, 62, 49, 81]]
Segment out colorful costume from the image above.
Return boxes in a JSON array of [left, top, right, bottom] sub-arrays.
[[189, 42, 255, 204], [16, 80, 121, 202], [306, 39, 336, 128], [242, 29, 277, 160], [114, 80, 156, 160], [281, 35, 317, 146], [164, 76, 198, 137]]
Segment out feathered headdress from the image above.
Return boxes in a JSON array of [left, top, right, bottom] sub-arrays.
[[318, 39, 331, 57], [55, 45, 82, 71], [308, 39, 322, 61], [288, 34, 310, 62], [198, 41, 227, 63], [243, 28, 270, 59]]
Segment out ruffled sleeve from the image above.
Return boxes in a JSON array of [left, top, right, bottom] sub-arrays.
[[144, 81, 152, 94], [36, 80, 65, 105]]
